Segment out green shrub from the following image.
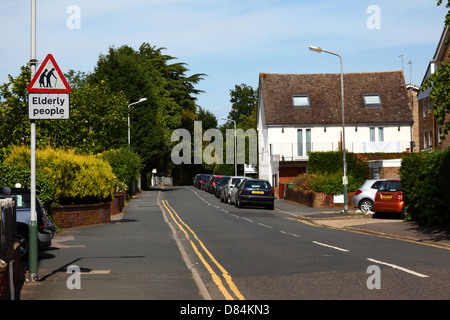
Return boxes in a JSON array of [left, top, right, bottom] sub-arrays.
[[4, 146, 116, 205], [0, 163, 54, 209], [308, 151, 368, 187], [101, 149, 142, 192], [294, 172, 361, 194], [400, 149, 450, 224]]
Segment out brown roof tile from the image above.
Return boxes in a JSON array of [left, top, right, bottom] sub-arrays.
[[259, 71, 413, 125]]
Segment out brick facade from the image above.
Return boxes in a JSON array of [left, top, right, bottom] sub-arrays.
[[284, 188, 356, 209]]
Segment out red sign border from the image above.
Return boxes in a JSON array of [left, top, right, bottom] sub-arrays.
[[27, 54, 71, 93]]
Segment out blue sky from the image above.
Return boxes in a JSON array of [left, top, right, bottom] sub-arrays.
[[0, 1, 447, 124]]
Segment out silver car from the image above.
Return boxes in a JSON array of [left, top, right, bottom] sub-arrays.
[[352, 179, 387, 212], [227, 177, 247, 205]]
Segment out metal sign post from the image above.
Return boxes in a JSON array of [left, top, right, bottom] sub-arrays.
[[29, 0, 38, 282], [27, 0, 71, 281]]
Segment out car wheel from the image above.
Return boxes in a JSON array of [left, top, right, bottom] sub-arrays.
[[236, 197, 242, 208], [17, 228, 29, 259], [228, 196, 233, 205], [267, 203, 274, 210], [359, 199, 373, 212]]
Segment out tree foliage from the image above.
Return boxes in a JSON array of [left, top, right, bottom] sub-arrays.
[[89, 43, 206, 175], [225, 83, 258, 130], [0, 66, 129, 156]]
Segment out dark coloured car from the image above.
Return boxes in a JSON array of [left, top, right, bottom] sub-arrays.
[[1, 187, 56, 257], [234, 179, 274, 210], [209, 175, 223, 194], [201, 174, 212, 190], [215, 176, 230, 198]]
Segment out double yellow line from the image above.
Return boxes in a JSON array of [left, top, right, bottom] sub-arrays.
[[161, 199, 245, 300]]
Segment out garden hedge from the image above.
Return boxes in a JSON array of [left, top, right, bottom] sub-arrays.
[[3, 146, 116, 205], [400, 149, 450, 224]]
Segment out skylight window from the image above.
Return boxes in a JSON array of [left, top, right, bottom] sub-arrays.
[[363, 94, 382, 108], [292, 95, 310, 108]]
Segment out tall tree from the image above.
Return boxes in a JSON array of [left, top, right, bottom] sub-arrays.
[[89, 43, 205, 179], [227, 83, 258, 126]]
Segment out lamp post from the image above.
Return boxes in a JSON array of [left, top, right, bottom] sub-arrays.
[[128, 98, 147, 151], [309, 46, 348, 211], [221, 117, 237, 176]]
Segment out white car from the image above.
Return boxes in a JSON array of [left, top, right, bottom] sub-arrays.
[[352, 179, 387, 212], [220, 176, 246, 204]]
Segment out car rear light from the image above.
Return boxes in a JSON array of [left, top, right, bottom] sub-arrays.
[[397, 191, 403, 201], [268, 188, 274, 195], [242, 188, 248, 194], [355, 189, 362, 195]]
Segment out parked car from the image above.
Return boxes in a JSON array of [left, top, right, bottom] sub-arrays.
[[234, 179, 275, 210], [228, 178, 246, 205], [214, 176, 230, 198], [373, 179, 407, 218], [0, 187, 56, 257], [193, 174, 201, 187], [209, 175, 223, 194], [201, 174, 212, 190], [352, 179, 387, 212], [220, 176, 246, 203]]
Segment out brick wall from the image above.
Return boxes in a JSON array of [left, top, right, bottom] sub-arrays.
[[285, 188, 356, 209], [52, 202, 111, 229]]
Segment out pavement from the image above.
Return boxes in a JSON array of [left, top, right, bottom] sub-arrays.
[[274, 198, 450, 250], [17, 188, 450, 300]]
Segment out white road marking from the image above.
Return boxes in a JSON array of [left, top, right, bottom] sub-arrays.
[[367, 258, 429, 278], [312, 241, 349, 252], [280, 231, 300, 238], [258, 223, 272, 229]]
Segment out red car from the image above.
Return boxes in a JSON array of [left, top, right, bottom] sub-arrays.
[[373, 179, 408, 219]]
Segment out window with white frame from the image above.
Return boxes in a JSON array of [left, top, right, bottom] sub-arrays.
[[297, 129, 311, 156], [424, 130, 428, 148], [292, 95, 311, 108], [429, 129, 433, 148], [370, 127, 384, 142], [363, 94, 382, 108], [423, 99, 427, 118]]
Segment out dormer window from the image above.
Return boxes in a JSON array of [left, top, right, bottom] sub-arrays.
[[363, 94, 382, 108], [292, 95, 310, 108]]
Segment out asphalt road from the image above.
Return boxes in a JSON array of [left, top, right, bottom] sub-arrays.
[[20, 186, 450, 303], [161, 186, 450, 300]]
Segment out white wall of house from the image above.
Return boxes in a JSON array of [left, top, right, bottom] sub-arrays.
[[258, 121, 411, 181]]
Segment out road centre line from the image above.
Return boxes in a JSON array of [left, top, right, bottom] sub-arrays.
[[161, 199, 245, 300], [258, 223, 272, 229], [367, 258, 429, 278], [280, 231, 300, 238], [312, 241, 350, 252]]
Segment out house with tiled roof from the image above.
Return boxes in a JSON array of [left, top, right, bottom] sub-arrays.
[[257, 71, 413, 190]]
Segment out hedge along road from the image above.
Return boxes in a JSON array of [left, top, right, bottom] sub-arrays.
[[159, 186, 450, 300]]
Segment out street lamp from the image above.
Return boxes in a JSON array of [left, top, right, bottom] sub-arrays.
[[309, 46, 348, 212], [221, 117, 237, 176], [128, 98, 147, 151]]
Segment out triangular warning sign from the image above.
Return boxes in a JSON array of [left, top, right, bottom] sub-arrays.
[[27, 54, 71, 93]]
